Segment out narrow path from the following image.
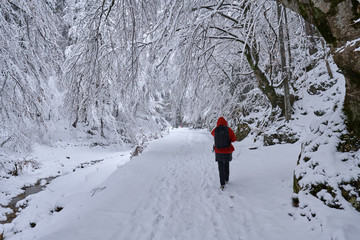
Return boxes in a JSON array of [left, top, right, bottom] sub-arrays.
[[13, 128, 323, 240]]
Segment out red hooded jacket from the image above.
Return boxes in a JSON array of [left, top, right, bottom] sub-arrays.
[[211, 117, 237, 154]]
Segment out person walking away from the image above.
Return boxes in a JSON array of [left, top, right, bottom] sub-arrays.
[[211, 117, 237, 190]]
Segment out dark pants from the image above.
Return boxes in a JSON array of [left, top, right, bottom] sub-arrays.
[[218, 160, 229, 186], [215, 153, 232, 186]]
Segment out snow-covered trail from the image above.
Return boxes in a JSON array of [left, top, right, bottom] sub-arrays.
[[9, 128, 330, 239], [111, 129, 256, 240]]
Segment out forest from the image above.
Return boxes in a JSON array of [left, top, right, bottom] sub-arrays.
[[1, 0, 360, 238]]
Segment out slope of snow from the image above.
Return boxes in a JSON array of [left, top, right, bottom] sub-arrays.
[[3, 128, 360, 240]]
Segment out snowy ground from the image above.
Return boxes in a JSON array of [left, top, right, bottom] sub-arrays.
[[2, 128, 360, 240]]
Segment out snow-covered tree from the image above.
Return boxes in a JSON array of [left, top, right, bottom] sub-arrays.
[[63, 0, 169, 143], [0, 0, 63, 151], [152, 0, 309, 128]]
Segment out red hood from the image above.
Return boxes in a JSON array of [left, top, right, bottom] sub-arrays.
[[217, 117, 228, 127]]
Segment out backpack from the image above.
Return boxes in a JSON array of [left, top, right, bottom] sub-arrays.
[[214, 125, 231, 149]]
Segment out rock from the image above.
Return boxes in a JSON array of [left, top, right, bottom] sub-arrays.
[[314, 110, 326, 116], [339, 179, 360, 211], [337, 134, 360, 152], [263, 132, 299, 146], [308, 80, 337, 95], [279, 0, 360, 212], [279, 0, 360, 137], [263, 126, 299, 146], [235, 123, 251, 141]]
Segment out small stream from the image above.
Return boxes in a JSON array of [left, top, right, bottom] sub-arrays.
[[1, 159, 104, 225], [0, 176, 57, 224]]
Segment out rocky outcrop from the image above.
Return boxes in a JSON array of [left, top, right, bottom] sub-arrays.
[[263, 128, 299, 146], [280, 0, 360, 136], [235, 123, 251, 141], [280, 0, 360, 212]]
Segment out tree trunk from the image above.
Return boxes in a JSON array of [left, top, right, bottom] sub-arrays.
[[321, 40, 334, 79], [100, 118, 105, 138], [277, 3, 291, 121], [304, 20, 318, 55], [284, 8, 293, 76], [244, 45, 279, 108]]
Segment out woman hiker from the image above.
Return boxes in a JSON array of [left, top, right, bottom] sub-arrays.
[[211, 117, 237, 190]]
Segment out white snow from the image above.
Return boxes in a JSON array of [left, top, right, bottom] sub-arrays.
[[2, 128, 360, 240], [336, 38, 360, 52]]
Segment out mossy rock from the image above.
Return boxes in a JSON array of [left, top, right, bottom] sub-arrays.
[[307, 80, 337, 95], [340, 188, 360, 211], [343, 95, 360, 138], [263, 132, 299, 146], [309, 183, 335, 198], [308, 85, 323, 95], [298, 0, 337, 46], [340, 179, 360, 211], [337, 133, 360, 152], [309, 183, 342, 209], [235, 123, 251, 141], [294, 176, 360, 212]]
